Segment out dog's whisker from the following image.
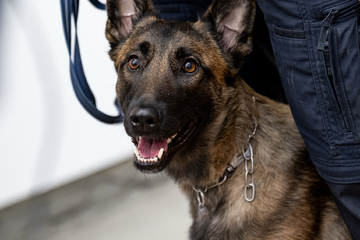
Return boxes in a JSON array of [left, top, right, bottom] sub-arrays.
[[142, 173, 149, 182], [157, 172, 163, 178]]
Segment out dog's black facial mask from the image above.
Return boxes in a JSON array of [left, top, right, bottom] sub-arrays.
[[106, 0, 255, 173]]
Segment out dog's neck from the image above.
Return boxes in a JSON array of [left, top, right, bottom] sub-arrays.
[[200, 80, 259, 185]]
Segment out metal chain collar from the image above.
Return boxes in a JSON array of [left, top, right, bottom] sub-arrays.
[[193, 102, 258, 215], [244, 96, 257, 202]]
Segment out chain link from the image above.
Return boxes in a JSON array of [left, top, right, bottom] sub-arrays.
[[193, 187, 205, 208], [244, 143, 255, 202]]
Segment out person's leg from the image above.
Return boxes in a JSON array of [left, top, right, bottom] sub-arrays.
[[152, 0, 211, 22], [326, 181, 360, 239], [256, 0, 360, 237]]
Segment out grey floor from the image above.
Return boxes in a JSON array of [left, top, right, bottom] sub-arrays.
[[0, 159, 192, 240]]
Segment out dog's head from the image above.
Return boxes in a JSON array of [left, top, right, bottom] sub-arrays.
[[106, 0, 255, 177]]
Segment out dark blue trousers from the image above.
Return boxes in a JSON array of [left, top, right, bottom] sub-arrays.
[[256, 0, 360, 238]]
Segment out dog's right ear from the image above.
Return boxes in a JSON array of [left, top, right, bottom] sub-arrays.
[[105, 0, 156, 53]]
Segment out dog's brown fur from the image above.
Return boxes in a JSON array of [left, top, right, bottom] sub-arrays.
[[105, 0, 350, 239]]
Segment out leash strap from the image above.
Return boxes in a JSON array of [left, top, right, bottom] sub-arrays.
[[60, 0, 123, 124], [88, 0, 106, 10]]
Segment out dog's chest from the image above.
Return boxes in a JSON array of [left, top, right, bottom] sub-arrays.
[[188, 187, 251, 239]]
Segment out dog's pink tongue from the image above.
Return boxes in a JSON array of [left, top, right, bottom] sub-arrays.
[[138, 137, 168, 158]]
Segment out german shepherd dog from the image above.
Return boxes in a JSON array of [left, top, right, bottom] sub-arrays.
[[105, 0, 350, 239]]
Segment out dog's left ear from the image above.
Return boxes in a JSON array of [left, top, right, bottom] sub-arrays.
[[200, 0, 256, 65]]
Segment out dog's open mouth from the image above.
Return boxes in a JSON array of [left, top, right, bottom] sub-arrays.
[[132, 119, 197, 172]]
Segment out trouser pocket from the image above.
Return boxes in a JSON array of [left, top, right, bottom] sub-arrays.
[[317, 1, 360, 139]]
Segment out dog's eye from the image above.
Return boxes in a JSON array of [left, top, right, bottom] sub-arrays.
[[129, 58, 140, 70], [183, 61, 196, 73]]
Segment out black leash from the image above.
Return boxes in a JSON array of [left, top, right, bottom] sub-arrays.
[[60, 0, 123, 124]]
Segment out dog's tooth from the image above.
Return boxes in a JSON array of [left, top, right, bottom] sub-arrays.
[[154, 157, 158, 162], [158, 148, 164, 160], [171, 133, 177, 139], [167, 138, 172, 144], [134, 146, 139, 156]]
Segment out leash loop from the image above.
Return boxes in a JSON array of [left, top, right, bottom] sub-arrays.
[[60, 0, 123, 123]]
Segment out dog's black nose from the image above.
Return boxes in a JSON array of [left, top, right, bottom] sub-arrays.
[[130, 107, 159, 132]]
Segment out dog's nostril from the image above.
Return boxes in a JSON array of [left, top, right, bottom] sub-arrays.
[[146, 119, 156, 125], [130, 116, 140, 126]]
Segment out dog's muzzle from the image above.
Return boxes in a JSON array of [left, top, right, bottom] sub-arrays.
[[125, 97, 198, 172]]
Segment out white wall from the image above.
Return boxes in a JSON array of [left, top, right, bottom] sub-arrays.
[[0, 0, 133, 209]]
